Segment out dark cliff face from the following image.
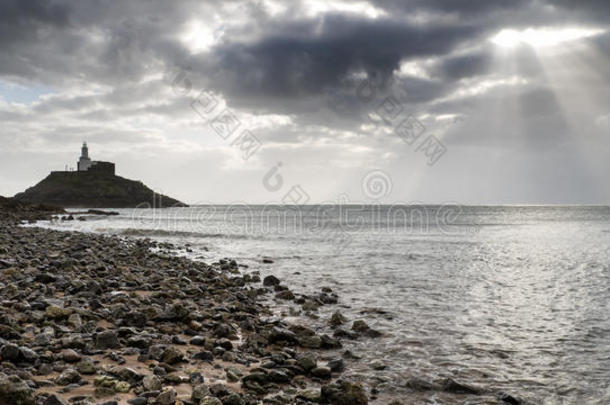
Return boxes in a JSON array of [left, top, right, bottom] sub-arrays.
[[13, 171, 187, 208], [0, 196, 64, 223]]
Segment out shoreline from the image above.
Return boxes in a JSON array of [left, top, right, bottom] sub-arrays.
[[0, 204, 377, 405]]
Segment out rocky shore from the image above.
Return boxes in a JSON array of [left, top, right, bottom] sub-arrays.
[[0, 201, 382, 405]]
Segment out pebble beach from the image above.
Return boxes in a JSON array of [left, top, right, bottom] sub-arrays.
[[0, 200, 378, 405]]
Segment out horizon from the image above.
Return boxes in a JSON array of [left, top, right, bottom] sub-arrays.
[[1, 1, 609, 205]]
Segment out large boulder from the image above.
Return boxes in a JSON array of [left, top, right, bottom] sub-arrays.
[[0, 374, 35, 405], [321, 380, 368, 405], [95, 330, 120, 349]]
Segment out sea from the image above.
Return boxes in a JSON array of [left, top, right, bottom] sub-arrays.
[[33, 205, 610, 404]]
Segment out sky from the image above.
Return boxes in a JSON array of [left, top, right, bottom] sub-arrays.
[[0, 0, 609, 205]]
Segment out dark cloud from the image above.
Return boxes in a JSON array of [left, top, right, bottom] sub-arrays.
[[550, 0, 610, 24], [0, 0, 70, 25], [205, 13, 485, 99], [372, 0, 534, 16]]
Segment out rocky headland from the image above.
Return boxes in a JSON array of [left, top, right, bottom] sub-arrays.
[[14, 171, 186, 208]]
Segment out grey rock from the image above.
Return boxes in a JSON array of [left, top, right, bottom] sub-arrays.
[[200, 397, 222, 405], [263, 275, 280, 286], [43, 394, 69, 405], [0, 343, 21, 361], [296, 353, 317, 371], [191, 383, 210, 401], [142, 375, 163, 391], [127, 398, 148, 405], [55, 368, 80, 385], [0, 374, 34, 405], [95, 330, 120, 349], [156, 387, 177, 405], [161, 346, 183, 364], [311, 366, 332, 379]]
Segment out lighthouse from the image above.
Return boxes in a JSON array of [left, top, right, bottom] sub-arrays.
[[73, 142, 115, 175], [77, 142, 92, 171]]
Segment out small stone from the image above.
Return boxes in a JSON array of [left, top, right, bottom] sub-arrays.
[[441, 378, 482, 395], [61, 349, 82, 363], [142, 375, 163, 391], [226, 370, 239, 382], [329, 311, 348, 327], [299, 334, 322, 349], [172, 335, 187, 345], [200, 396, 223, 405], [111, 367, 142, 384], [153, 366, 167, 376], [193, 350, 214, 361], [351, 320, 370, 333], [67, 313, 82, 328], [20, 347, 39, 362], [223, 393, 245, 405], [268, 327, 298, 345], [95, 330, 120, 349], [124, 311, 147, 327], [0, 374, 34, 405], [215, 338, 233, 351], [38, 363, 54, 375], [77, 358, 96, 375], [127, 335, 152, 349], [46, 305, 73, 319], [311, 367, 332, 379], [404, 377, 438, 391], [296, 353, 317, 371], [43, 394, 69, 405], [327, 358, 345, 372], [497, 392, 522, 405], [0, 343, 21, 361], [268, 369, 291, 383], [35, 272, 57, 283], [321, 380, 368, 405], [320, 334, 342, 349], [114, 381, 130, 393], [189, 371, 204, 385], [161, 346, 183, 364], [55, 368, 80, 386], [189, 320, 202, 330], [370, 360, 386, 370], [156, 387, 177, 405], [189, 335, 206, 346], [263, 275, 280, 286], [191, 383, 210, 401], [165, 372, 185, 383], [35, 332, 53, 346], [94, 375, 117, 388], [351, 320, 382, 338], [94, 386, 115, 398], [276, 290, 295, 300], [297, 390, 321, 402]]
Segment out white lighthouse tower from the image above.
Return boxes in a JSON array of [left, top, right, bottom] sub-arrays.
[[77, 142, 92, 171]]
